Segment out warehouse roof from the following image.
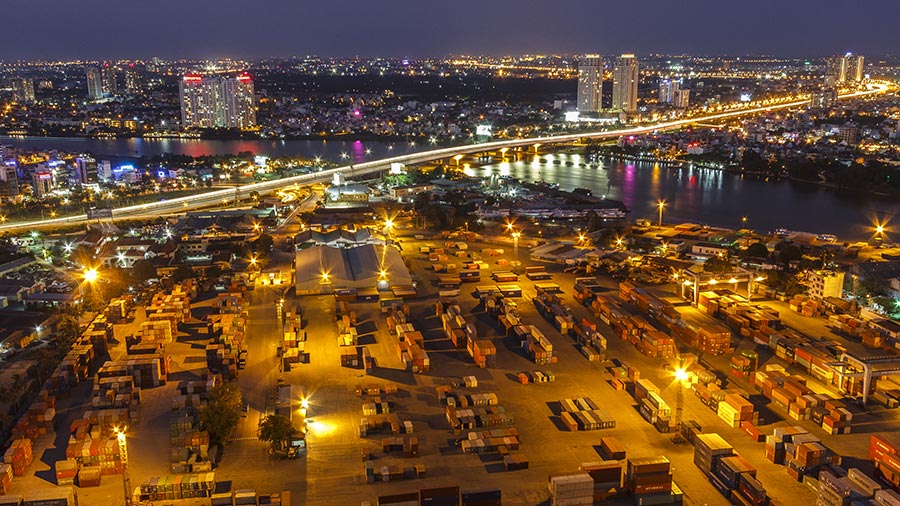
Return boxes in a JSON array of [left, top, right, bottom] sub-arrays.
[[295, 244, 411, 292]]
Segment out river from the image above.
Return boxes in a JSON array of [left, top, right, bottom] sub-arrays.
[[473, 153, 900, 242], [2, 137, 898, 241], [0, 136, 421, 164]]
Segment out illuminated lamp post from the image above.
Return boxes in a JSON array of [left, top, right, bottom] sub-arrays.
[[115, 427, 132, 506]]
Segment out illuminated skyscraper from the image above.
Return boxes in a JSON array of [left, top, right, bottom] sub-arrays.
[[612, 54, 639, 114], [576, 55, 603, 115], [86, 67, 103, 99], [673, 88, 690, 109], [826, 53, 864, 86], [125, 65, 142, 95], [179, 73, 256, 129], [658, 78, 679, 104], [850, 54, 865, 82], [101, 64, 118, 96], [11, 78, 35, 103]]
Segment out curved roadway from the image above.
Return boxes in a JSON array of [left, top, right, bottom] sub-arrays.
[[1, 82, 893, 233]]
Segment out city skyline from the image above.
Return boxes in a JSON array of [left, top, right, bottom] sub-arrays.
[[1, 0, 899, 60]]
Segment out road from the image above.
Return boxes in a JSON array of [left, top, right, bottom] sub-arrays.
[[0, 81, 893, 234]]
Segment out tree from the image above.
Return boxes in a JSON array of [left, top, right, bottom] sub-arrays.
[[779, 245, 803, 267], [258, 414, 297, 453], [172, 264, 194, 282], [255, 234, 274, 255], [199, 383, 242, 445], [132, 260, 157, 283], [703, 256, 731, 273], [744, 242, 769, 260]]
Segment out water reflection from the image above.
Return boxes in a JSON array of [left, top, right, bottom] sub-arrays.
[[475, 153, 900, 240]]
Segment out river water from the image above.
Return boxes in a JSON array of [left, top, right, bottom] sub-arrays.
[[473, 153, 900, 242], [0, 136, 421, 164], [2, 137, 897, 241]]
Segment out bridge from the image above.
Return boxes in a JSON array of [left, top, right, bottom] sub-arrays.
[[0, 82, 892, 233]]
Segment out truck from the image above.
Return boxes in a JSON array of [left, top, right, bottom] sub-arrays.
[[273, 383, 307, 458]]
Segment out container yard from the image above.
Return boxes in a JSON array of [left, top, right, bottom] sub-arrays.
[[4, 230, 900, 506]]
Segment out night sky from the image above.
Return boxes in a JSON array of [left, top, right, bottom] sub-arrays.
[[5, 0, 899, 60]]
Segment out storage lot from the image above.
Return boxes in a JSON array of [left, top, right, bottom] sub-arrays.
[[8, 232, 900, 505]]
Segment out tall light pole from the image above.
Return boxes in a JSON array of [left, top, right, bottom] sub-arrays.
[[672, 358, 688, 444], [657, 200, 666, 228], [512, 231, 521, 262], [116, 427, 131, 506]]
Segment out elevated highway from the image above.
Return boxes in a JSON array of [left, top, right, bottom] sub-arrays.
[[0, 82, 892, 233]]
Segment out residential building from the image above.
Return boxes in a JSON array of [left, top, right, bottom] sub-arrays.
[[125, 65, 141, 95], [850, 54, 865, 82], [807, 270, 844, 299], [658, 78, 679, 104], [101, 64, 118, 96], [577, 55, 603, 115], [0, 165, 18, 202], [11, 78, 35, 103], [826, 53, 864, 86], [673, 88, 690, 109], [179, 73, 256, 129], [86, 67, 103, 99], [810, 88, 838, 108], [612, 54, 639, 114]]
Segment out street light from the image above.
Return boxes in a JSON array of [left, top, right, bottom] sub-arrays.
[[83, 268, 99, 284], [657, 200, 666, 227], [512, 231, 521, 261], [114, 427, 131, 506]]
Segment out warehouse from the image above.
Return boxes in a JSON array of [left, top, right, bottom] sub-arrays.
[[294, 244, 412, 295]]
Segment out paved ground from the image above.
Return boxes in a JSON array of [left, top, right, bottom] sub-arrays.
[[7, 229, 900, 505]]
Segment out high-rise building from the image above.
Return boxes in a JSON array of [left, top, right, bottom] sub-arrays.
[[125, 65, 142, 95], [810, 88, 838, 109], [576, 55, 603, 115], [0, 165, 19, 202], [31, 171, 53, 199], [101, 64, 118, 97], [75, 155, 97, 185], [612, 54, 639, 114], [826, 53, 865, 86], [673, 89, 690, 109], [179, 73, 256, 129], [850, 54, 865, 83], [658, 78, 679, 104], [86, 67, 103, 99], [11, 78, 35, 103]]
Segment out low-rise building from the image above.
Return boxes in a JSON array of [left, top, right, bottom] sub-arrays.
[[806, 270, 845, 299], [690, 241, 730, 259]]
